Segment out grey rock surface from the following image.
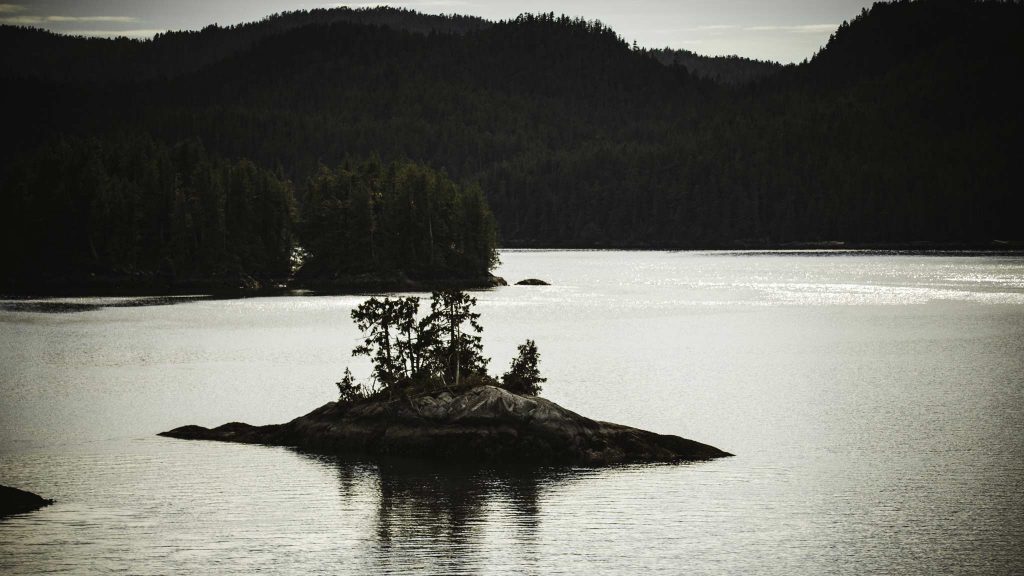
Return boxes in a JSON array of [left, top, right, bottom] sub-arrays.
[[160, 386, 731, 466]]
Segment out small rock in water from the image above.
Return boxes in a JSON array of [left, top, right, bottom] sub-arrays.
[[0, 485, 54, 516], [515, 278, 550, 286]]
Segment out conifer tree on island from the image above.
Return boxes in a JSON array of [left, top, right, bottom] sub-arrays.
[[428, 290, 488, 389], [335, 368, 364, 404], [339, 290, 543, 401], [502, 339, 546, 396]]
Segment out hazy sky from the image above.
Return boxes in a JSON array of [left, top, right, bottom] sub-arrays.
[[0, 0, 879, 63]]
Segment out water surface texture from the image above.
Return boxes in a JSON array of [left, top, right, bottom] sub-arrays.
[[2, 251, 1023, 574]]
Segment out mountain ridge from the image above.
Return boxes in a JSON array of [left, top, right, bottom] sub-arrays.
[[1, 0, 1020, 265]]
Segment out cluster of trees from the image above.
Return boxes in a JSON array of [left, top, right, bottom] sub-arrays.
[[0, 135, 294, 287], [299, 159, 497, 281], [647, 47, 783, 85], [0, 7, 488, 85], [0, 135, 498, 290], [337, 290, 544, 401], [2, 0, 1021, 261]]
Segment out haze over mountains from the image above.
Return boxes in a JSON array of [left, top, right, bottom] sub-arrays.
[[1, 0, 1020, 285]]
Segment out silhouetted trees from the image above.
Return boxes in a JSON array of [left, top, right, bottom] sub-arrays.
[[299, 159, 498, 281], [336, 368, 365, 404], [428, 290, 488, 387], [647, 47, 783, 85], [344, 290, 544, 399], [2, 0, 1021, 263], [502, 339, 545, 396], [0, 137, 499, 291], [0, 134, 295, 288], [351, 296, 416, 389]]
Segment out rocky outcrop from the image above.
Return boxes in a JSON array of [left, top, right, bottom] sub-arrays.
[[160, 386, 731, 466], [515, 278, 550, 285], [0, 485, 54, 516]]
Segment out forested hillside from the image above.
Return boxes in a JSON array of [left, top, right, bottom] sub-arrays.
[[298, 159, 497, 284], [1, 0, 1020, 287], [1, 135, 295, 290], [0, 136, 497, 292], [647, 48, 782, 84], [0, 7, 488, 84]]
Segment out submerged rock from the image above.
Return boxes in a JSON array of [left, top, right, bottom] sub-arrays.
[[515, 278, 550, 285], [160, 386, 731, 466], [0, 485, 54, 516]]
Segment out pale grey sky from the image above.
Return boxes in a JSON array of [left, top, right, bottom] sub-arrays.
[[0, 0, 879, 63]]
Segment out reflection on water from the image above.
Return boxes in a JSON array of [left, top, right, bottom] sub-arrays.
[[0, 440, 577, 575], [330, 456, 550, 575]]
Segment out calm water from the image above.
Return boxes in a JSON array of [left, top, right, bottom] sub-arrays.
[[2, 251, 1023, 574]]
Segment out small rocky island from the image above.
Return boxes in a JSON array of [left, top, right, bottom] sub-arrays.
[[161, 385, 730, 465], [161, 290, 730, 466], [0, 485, 54, 516]]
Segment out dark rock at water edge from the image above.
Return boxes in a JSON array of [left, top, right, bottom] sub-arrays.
[[0, 485, 54, 516], [515, 278, 550, 286], [160, 385, 731, 466]]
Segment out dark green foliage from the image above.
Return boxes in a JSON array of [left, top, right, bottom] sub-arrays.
[[502, 339, 545, 396], [0, 135, 499, 293], [336, 367, 367, 403], [0, 134, 295, 288], [427, 290, 488, 387], [351, 296, 417, 389], [2, 1, 1021, 252], [647, 47, 783, 85], [348, 290, 493, 396], [299, 159, 498, 281], [0, 7, 488, 85]]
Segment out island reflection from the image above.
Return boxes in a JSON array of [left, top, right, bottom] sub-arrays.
[[300, 452, 572, 574]]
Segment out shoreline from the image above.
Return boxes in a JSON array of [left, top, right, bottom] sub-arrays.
[[4, 246, 1022, 298], [1, 273, 507, 299], [501, 240, 1024, 252], [0, 485, 54, 516], [159, 385, 733, 466]]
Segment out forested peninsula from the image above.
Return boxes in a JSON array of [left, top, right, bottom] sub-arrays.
[[1, 1, 1021, 292], [1, 137, 499, 293]]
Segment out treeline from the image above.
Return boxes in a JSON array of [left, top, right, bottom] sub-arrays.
[[481, 2, 1021, 245], [647, 47, 783, 85], [1, 1, 1022, 255], [0, 136, 497, 291], [0, 7, 488, 85], [0, 135, 292, 286], [299, 159, 497, 282], [0, 135, 294, 288], [338, 290, 544, 402]]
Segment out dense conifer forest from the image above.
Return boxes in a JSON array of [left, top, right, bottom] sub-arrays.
[[1, 1, 1020, 290], [298, 159, 497, 285], [1, 136, 295, 290], [647, 48, 783, 85]]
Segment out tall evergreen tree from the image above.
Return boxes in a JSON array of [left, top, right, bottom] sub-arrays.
[[427, 290, 488, 388], [502, 339, 545, 396]]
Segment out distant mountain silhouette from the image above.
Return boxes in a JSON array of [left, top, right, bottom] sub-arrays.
[[0, 7, 489, 84], [1, 0, 1020, 276], [648, 47, 783, 84]]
